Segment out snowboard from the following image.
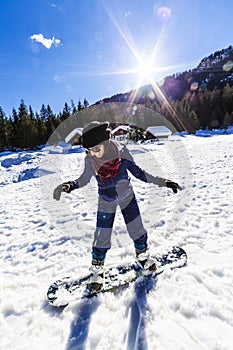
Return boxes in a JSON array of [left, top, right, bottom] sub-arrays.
[[47, 246, 187, 307]]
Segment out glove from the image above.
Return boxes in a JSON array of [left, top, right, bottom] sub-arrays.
[[165, 180, 182, 193], [62, 181, 74, 193], [53, 181, 75, 201], [146, 175, 181, 194]]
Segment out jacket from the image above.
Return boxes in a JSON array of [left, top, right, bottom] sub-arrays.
[[73, 143, 165, 201]]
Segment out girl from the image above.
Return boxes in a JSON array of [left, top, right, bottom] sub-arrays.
[[53, 121, 181, 291]]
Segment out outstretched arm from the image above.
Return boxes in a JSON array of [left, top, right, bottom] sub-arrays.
[[124, 148, 182, 193], [53, 181, 75, 201], [53, 156, 94, 201]]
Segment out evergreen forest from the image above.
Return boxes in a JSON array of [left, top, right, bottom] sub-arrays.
[[0, 99, 89, 151], [1, 82, 233, 152]]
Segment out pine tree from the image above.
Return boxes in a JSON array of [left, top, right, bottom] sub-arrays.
[[0, 107, 7, 151], [17, 100, 29, 148], [77, 100, 83, 111], [83, 98, 89, 109], [5, 116, 14, 149], [71, 99, 78, 114], [35, 104, 46, 145], [17, 100, 38, 149], [46, 104, 57, 141], [29, 105, 39, 147], [11, 108, 20, 148], [222, 84, 233, 114], [188, 110, 200, 132], [61, 102, 70, 121]]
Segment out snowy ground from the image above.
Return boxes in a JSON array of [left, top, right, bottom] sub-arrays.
[[1, 130, 233, 350]]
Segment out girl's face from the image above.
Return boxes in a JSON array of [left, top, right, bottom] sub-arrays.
[[89, 144, 105, 158]]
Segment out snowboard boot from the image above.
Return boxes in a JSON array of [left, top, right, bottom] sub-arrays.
[[88, 259, 104, 292], [136, 247, 157, 273]]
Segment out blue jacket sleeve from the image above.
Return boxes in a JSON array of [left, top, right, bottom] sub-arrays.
[[73, 155, 95, 189], [123, 146, 166, 187]]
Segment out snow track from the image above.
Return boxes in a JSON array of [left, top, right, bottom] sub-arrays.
[[1, 130, 233, 350]]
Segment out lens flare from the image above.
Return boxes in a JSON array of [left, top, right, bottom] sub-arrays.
[[190, 82, 199, 91], [147, 90, 156, 100], [100, 2, 188, 131], [223, 60, 233, 72], [132, 105, 137, 115], [158, 78, 165, 87], [156, 6, 172, 22]]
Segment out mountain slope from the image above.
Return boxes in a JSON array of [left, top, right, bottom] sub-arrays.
[[97, 45, 233, 104]]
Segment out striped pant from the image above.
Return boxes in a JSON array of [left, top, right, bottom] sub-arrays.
[[92, 187, 147, 261]]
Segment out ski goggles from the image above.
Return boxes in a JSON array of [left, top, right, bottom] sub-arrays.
[[87, 145, 102, 153]]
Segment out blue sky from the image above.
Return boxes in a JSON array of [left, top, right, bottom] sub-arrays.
[[0, 0, 232, 116]]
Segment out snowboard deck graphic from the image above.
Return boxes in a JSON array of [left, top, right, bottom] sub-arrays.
[[47, 246, 187, 307]]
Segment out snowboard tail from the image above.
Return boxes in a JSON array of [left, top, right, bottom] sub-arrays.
[[47, 246, 187, 307]]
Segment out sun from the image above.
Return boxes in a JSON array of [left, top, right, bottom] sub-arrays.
[[137, 60, 155, 83], [138, 61, 154, 80]]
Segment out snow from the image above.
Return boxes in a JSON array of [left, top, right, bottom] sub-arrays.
[[146, 126, 172, 138], [65, 128, 83, 144], [42, 141, 72, 154], [1, 129, 233, 350]]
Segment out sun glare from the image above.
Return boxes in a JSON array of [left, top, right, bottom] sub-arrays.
[[102, 3, 183, 106], [137, 60, 155, 82], [101, 3, 188, 130]]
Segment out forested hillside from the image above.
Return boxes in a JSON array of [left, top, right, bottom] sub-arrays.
[[0, 99, 89, 151], [99, 46, 233, 133], [1, 46, 233, 150]]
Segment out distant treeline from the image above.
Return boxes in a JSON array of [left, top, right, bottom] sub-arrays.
[[145, 83, 233, 133], [0, 99, 89, 151], [1, 83, 233, 151], [103, 82, 233, 133]]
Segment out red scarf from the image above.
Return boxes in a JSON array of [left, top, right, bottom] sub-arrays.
[[91, 141, 121, 181]]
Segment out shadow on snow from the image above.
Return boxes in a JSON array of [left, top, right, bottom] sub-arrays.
[[124, 276, 157, 350], [65, 275, 157, 350], [66, 297, 100, 350]]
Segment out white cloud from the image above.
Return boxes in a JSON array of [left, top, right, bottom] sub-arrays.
[[30, 34, 62, 49], [50, 3, 62, 11]]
